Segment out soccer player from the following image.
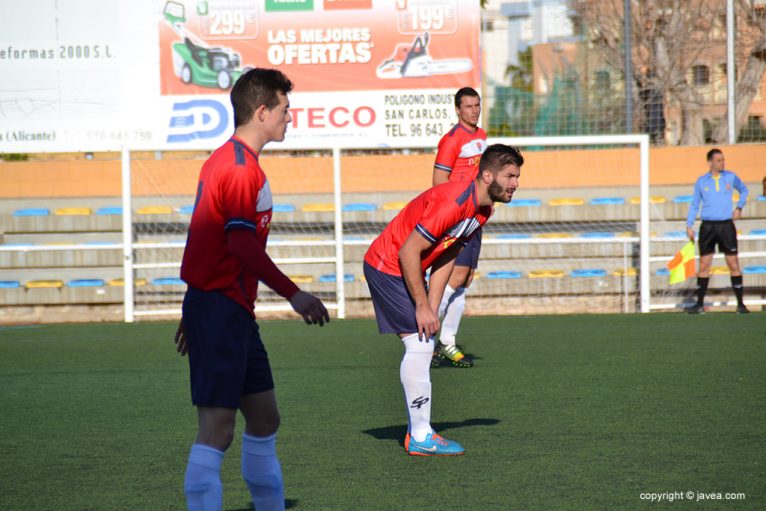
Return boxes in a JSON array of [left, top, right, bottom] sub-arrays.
[[174, 68, 330, 511], [685, 148, 750, 314], [431, 87, 488, 367], [364, 144, 523, 455]]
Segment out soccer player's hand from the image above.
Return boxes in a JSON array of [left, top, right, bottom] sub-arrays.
[[415, 303, 439, 341], [733, 208, 742, 220], [174, 319, 188, 356], [686, 227, 695, 242], [289, 291, 330, 326]]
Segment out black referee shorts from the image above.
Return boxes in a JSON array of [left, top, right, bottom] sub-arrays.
[[698, 220, 738, 256]]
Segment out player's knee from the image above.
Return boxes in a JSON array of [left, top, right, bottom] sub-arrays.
[[246, 410, 280, 437]]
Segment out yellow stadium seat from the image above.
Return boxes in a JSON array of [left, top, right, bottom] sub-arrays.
[[629, 196, 666, 204], [711, 266, 730, 275], [288, 275, 314, 283], [535, 232, 574, 238], [26, 280, 64, 289], [301, 203, 335, 212], [54, 207, 92, 216], [616, 231, 638, 238], [612, 268, 637, 277], [108, 278, 147, 286], [528, 270, 565, 278], [383, 201, 407, 211], [548, 198, 585, 206], [137, 205, 173, 215]]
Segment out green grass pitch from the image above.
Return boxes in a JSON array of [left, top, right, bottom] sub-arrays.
[[1, 314, 764, 510]]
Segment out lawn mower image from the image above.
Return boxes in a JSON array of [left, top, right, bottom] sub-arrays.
[[376, 32, 473, 79], [163, 1, 251, 90]]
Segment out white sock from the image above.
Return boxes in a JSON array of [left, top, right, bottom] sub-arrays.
[[184, 444, 224, 511], [241, 432, 285, 511], [400, 333, 433, 442], [439, 286, 466, 346], [438, 285, 457, 318]]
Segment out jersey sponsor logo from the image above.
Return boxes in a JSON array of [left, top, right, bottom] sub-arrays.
[[458, 138, 487, 159], [166, 99, 228, 143], [443, 237, 457, 249], [410, 396, 430, 409]]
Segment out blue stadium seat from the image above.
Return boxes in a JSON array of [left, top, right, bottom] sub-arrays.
[[13, 208, 49, 217], [655, 268, 670, 276], [151, 277, 185, 286], [177, 205, 195, 214], [570, 269, 608, 278], [579, 232, 616, 238], [67, 279, 105, 287], [672, 195, 694, 203], [506, 199, 541, 207], [342, 203, 376, 212], [0, 281, 20, 288], [662, 231, 687, 239], [743, 265, 766, 274], [589, 197, 625, 205], [318, 274, 354, 283], [272, 204, 296, 213], [495, 233, 532, 239], [756, 195, 766, 202], [96, 206, 123, 215], [486, 270, 522, 279], [749, 229, 766, 236]]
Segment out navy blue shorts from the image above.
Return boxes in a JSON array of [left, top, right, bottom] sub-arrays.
[[455, 227, 482, 269], [182, 287, 274, 409], [364, 262, 419, 335]]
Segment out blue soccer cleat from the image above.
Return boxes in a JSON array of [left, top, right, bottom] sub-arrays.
[[404, 431, 464, 456]]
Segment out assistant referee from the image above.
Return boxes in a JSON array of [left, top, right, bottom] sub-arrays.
[[685, 148, 750, 314]]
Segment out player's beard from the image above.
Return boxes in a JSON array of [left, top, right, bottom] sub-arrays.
[[488, 179, 513, 203]]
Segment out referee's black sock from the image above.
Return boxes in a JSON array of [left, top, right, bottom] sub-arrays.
[[731, 275, 744, 306], [696, 277, 709, 307]]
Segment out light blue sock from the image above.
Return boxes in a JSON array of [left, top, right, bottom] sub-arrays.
[[241, 433, 284, 511], [184, 444, 224, 511]]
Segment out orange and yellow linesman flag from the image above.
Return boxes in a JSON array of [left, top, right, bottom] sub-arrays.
[[666, 241, 696, 285]]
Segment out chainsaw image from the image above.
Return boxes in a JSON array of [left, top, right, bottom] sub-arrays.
[[376, 32, 473, 79]]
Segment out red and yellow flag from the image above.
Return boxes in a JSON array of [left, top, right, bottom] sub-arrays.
[[666, 241, 696, 284]]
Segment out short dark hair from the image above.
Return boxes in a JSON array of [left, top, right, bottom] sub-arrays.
[[479, 144, 524, 174], [455, 87, 480, 108], [707, 148, 723, 161], [231, 68, 293, 128]]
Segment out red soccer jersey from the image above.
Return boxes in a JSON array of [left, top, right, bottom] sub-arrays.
[[364, 181, 492, 277], [180, 136, 273, 315], [434, 124, 488, 182]]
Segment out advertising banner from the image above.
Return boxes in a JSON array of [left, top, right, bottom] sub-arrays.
[[0, 0, 480, 152]]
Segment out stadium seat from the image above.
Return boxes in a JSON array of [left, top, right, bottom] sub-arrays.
[[495, 233, 532, 239], [486, 270, 522, 279], [96, 206, 123, 215], [13, 208, 49, 217], [662, 231, 687, 239], [612, 268, 637, 277], [383, 201, 407, 211], [108, 278, 147, 286], [272, 204, 296, 213], [81, 241, 116, 246], [137, 205, 173, 215], [288, 275, 314, 283], [672, 195, 694, 203], [749, 229, 766, 236], [176, 205, 195, 214], [536, 232, 573, 238], [655, 268, 670, 276], [26, 280, 64, 289], [548, 198, 585, 206], [67, 279, 105, 287], [302, 203, 335, 212], [589, 197, 625, 205], [711, 266, 730, 275], [0, 281, 21, 288], [342, 203, 376, 212], [151, 277, 185, 286], [54, 207, 92, 216], [579, 232, 616, 238], [318, 274, 355, 283], [528, 270, 565, 278], [570, 269, 608, 278], [757, 195, 766, 202], [507, 198, 542, 207], [629, 196, 666, 204], [743, 265, 766, 274]]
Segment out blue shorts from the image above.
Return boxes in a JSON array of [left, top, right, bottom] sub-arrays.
[[455, 227, 482, 269], [182, 286, 274, 409], [364, 262, 419, 335]]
